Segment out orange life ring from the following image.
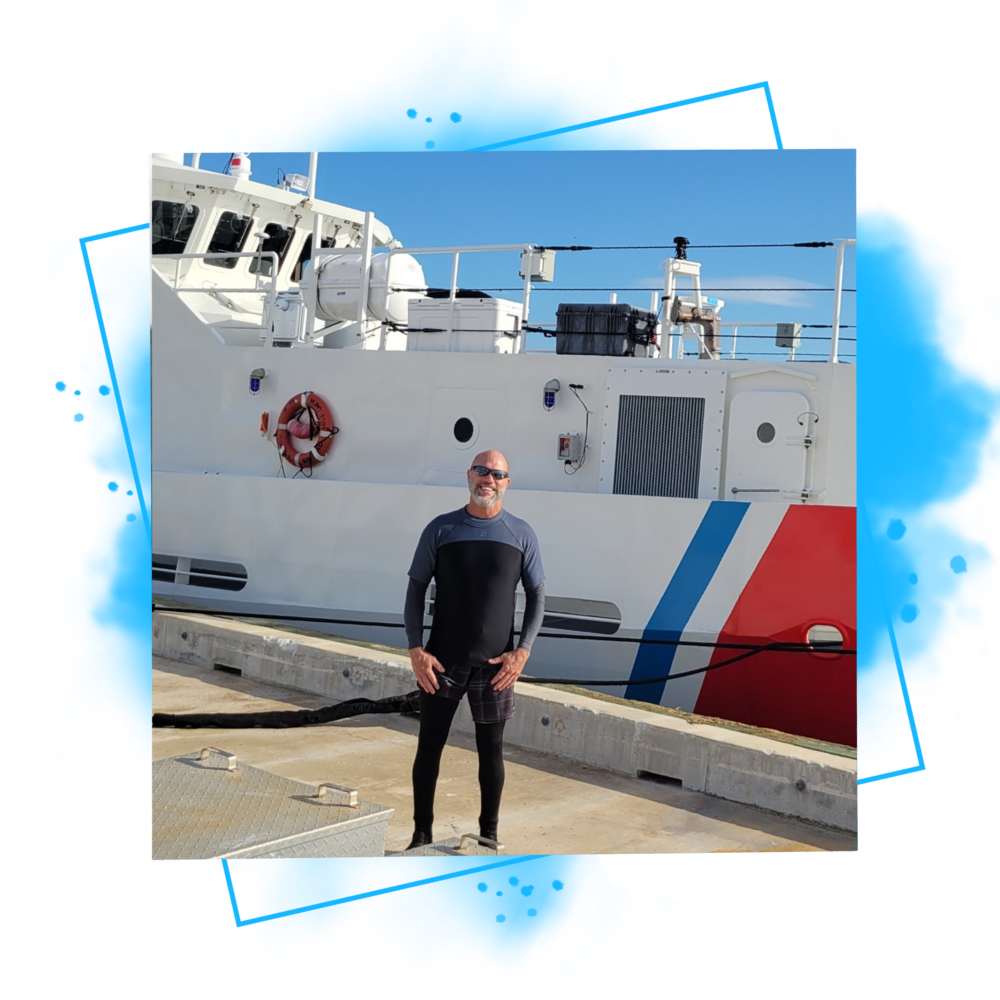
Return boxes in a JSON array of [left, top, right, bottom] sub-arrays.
[[275, 391, 339, 469]]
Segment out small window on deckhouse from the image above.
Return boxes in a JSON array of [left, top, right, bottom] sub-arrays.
[[290, 233, 338, 283], [151, 201, 199, 255], [205, 211, 253, 268], [248, 223, 295, 276]]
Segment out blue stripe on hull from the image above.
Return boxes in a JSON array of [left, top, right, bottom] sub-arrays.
[[624, 501, 749, 703]]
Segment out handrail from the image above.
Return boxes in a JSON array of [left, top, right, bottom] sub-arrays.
[[154, 251, 280, 325], [155, 250, 280, 286], [379, 243, 536, 350], [829, 238, 856, 363]]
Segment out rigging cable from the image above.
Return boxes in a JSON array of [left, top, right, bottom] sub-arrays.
[[563, 383, 590, 475], [536, 242, 838, 250], [379, 321, 855, 341], [152, 605, 854, 690], [391, 286, 856, 294]]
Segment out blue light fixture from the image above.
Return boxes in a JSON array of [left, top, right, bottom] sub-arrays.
[[543, 378, 561, 411]]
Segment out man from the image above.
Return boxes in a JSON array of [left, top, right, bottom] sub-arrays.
[[403, 449, 545, 850]]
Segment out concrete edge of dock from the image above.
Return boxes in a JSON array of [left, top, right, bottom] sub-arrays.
[[153, 611, 858, 832]]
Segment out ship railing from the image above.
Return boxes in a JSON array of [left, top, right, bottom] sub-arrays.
[[675, 322, 856, 363], [525, 322, 855, 361], [376, 243, 537, 353], [154, 251, 280, 322]]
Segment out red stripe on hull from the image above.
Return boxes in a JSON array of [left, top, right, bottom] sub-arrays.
[[693, 505, 857, 747]]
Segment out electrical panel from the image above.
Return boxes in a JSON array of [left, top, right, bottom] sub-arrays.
[[558, 433, 585, 462], [519, 249, 556, 283], [776, 322, 802, 348], [264, 290, 309, 343]]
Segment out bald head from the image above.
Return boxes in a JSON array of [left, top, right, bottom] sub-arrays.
[[471, 449, 508, 471]]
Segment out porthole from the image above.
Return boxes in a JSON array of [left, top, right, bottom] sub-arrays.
[[756, 421, 776, 444], [445, 410, 480, 451], [807, 624, 844, 650]]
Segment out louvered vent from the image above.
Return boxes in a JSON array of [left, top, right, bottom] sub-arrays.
[[613, 395, 705, 498], [152, 554, 248, 591]]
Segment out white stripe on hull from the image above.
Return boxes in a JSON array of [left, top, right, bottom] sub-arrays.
[[655, 503, 787, 711]]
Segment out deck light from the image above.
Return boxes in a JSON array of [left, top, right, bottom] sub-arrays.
[[543, 378, 561, 411]]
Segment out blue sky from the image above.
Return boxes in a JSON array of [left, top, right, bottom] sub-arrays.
[[191, 151, 855, 357]]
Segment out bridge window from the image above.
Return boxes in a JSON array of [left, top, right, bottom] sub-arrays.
[[249, 223, 295, 276], [151, 201, 199, 255], [205, 211, 252, 268], [290, 233, 337, 283]]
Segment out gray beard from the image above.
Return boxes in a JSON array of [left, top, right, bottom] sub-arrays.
[[470, 488, 503, 509]]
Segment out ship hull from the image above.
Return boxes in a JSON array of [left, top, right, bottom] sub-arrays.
[[152, 473, 856, 745]]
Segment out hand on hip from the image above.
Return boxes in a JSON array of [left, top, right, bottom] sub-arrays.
[[409, 647, 445, 693]]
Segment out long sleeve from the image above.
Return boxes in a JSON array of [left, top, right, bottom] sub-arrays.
[[517, 582, 546, 652], [404, 576, 429, 649]]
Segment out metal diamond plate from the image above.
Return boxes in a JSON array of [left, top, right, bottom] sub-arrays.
[[153, 750, 393, 860]]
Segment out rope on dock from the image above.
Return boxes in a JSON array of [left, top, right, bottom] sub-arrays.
[[152, 690, 420, 729]]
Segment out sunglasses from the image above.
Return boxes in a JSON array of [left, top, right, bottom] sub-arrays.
[[470, 465, 510, 480]]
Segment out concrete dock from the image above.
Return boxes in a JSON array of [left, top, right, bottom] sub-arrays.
[[152, 611, 856, 854]]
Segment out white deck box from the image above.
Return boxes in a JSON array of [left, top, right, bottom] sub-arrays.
[[406, 297, 522, 353]]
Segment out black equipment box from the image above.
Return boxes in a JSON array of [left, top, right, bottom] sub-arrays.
[[554, 303, 658, 357]]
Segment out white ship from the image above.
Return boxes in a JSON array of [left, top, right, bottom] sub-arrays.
[[150, 152, 856, 747]]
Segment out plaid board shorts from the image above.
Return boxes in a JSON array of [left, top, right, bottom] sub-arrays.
[[431, 661, 514, 724]]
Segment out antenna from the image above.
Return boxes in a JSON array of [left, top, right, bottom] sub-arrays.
[[672, 236, 690, 260]]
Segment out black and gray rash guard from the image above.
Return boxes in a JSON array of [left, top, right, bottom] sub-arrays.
[[404, 507, 546, 665]]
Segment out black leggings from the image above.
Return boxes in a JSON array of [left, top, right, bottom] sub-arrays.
[[412, 691, 505, 838]]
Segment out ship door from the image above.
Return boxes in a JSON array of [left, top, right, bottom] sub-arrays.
[[724, 390, 811, 501]]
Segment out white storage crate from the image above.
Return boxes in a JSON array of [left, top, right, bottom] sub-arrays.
[[406, 297, 522, 353]]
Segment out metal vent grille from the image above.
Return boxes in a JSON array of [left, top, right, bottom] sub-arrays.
[[613, 395, 705, 498]]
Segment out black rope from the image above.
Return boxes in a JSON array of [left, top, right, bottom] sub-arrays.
[[152, 607, 853, 715], [152, 606, 854, 655], [519, 640, 844, 687], [387, 325, 523, 336], [152, 690, 421, 729], [150, 638, 841, 729]]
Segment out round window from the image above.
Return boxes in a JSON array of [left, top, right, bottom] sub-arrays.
[[807, 624, 844, 649], [453, 417, 474, 444], [756, 421, 776, 444]]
